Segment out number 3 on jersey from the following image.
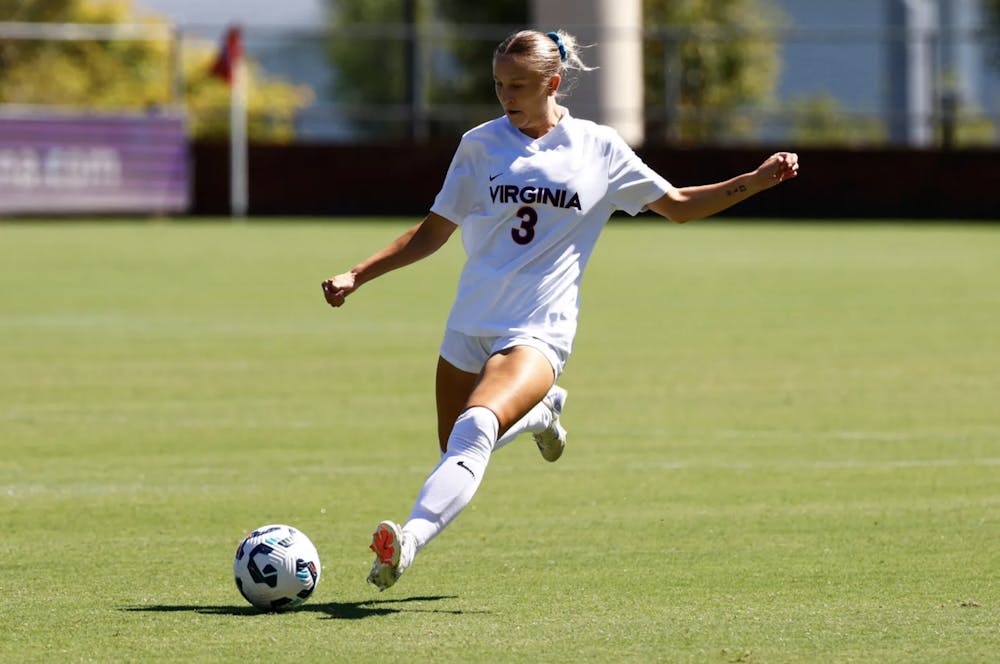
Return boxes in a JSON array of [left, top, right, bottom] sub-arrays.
[[511, 206, 537, 245]]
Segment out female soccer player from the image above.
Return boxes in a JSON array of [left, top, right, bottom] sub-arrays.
[[322, 29, 799, 591]]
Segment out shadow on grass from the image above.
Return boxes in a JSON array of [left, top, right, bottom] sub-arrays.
[[122, 595, 481, 619]]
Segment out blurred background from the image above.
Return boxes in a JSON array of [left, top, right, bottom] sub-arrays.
[[1, 0, 998, 218]]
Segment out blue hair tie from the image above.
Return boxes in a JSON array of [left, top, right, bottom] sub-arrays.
[[546, 31, 568, 62]]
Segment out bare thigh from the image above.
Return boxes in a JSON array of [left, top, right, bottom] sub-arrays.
[[435, 346, 554, 452], [435, 356, 478, 452]]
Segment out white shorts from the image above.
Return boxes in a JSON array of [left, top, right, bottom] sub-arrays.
[[439, 329, 568, 379]]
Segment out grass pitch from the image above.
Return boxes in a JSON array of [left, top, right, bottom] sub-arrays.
[[1, 218, 998, 663]]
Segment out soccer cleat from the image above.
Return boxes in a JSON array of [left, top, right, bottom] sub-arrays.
[[533, 385, 568, 462], [366, 520, 412, 591]]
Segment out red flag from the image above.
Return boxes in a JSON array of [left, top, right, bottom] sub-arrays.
[[210, 26, 243, 84]]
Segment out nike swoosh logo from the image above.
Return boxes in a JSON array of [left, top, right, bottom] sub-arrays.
[[489, 172, 503, 182], [456, 460, 476, 479]]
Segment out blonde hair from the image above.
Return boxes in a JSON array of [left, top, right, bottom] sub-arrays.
[[494, 29, 594, 97]]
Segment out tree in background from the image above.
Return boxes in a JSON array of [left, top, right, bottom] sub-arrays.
[[326, 0, 782, 144], [324, 0, 416, 111], [324, 0, 525, 138], [0, 0, 313, 141], [0, 0, 170, 111], [643, 0, 784, 144], [183, 39, 314, 142], [787, 93, 886, 146], [432, 0, 526, 105]]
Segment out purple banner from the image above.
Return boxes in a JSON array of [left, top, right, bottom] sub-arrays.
[[0, 112, 189, 215]]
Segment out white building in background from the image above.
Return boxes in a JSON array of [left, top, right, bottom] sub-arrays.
[[777, 0, 989, 147], [886, 0, 938, 146]]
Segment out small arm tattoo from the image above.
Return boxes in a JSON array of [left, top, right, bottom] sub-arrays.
[[726, 184, 748, 197]]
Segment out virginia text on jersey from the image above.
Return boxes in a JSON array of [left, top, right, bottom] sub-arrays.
[[489, 183, 583, 210]]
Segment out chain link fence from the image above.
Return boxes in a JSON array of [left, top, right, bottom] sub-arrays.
[[252, 21, 998, 147], [2, 20, 998, 147]]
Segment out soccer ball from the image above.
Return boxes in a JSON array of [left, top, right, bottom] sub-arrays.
[[233, 524, 321, 611]]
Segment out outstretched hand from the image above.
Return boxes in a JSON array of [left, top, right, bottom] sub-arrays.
[[754, 152, 800, 189], [321, 272, 356, 308]]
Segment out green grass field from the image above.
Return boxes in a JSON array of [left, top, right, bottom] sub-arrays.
[[1, 218, 998, 663]]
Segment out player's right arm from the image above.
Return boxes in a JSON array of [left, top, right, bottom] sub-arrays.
[[322, 212, 457, 308]]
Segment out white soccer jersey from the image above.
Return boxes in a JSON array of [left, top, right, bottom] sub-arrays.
[[431, 111, 672, 354]]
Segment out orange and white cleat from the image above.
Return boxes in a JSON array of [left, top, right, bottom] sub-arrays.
[[366, 520, 413, 591]]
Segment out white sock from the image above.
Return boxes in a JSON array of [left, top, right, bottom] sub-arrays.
[[493, 400, 553, 451], [403, 406, 499, 553]]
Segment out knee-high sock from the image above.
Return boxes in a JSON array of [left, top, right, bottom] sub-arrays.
[[403, 406, 499, 552], [493, 400, 553, 451]]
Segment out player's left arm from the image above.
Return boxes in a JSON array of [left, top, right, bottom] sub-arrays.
[[647, 152, 799, 224]]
